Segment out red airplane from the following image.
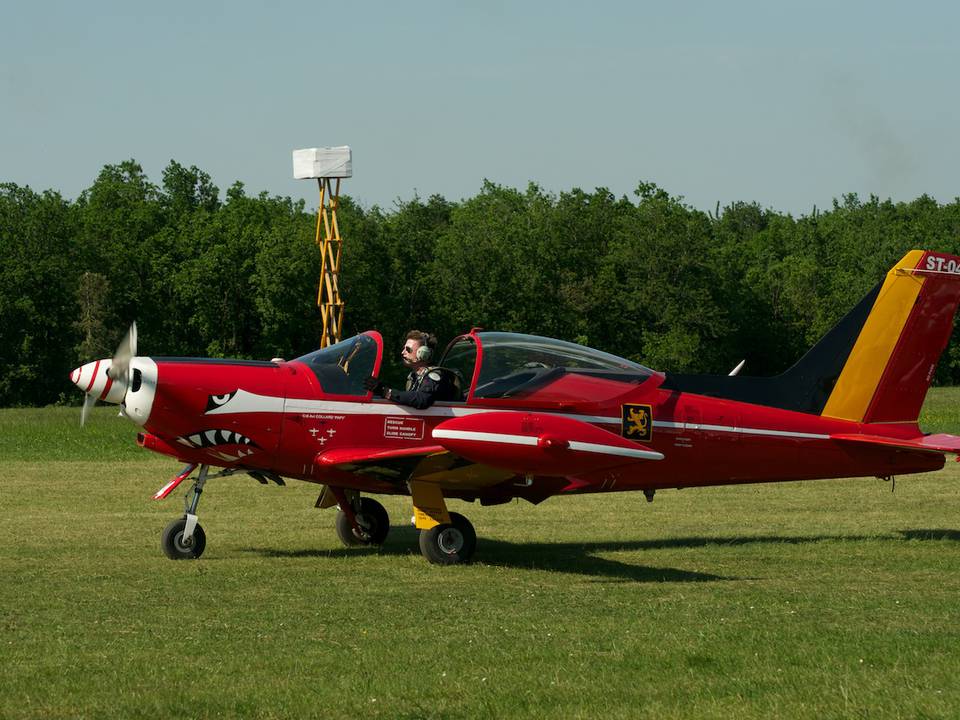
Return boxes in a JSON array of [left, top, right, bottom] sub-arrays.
[[71, 249, 960, 564]]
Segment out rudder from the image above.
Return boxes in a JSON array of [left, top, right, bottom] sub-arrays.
[[821, 250, 960, 424]]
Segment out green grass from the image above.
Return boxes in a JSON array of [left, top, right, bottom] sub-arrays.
[[2, 395, 960, 719], [0, 406, 145, 462]]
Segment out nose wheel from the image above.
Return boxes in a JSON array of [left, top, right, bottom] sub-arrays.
[[161, 516, 207, 559], [160, 464, 210, 560]]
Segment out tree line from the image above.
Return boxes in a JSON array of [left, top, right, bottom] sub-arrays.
[[2, 159, 960, 407]]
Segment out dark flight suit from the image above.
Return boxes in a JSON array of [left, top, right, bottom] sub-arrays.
[[387, 367, 459, 409]]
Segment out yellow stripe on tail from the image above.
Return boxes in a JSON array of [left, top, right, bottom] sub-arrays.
[[821, 250, 926, 423]]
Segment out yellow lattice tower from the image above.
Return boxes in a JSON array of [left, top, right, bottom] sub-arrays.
[[293, 146, 352, 348]]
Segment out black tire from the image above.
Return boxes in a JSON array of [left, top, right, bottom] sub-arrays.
[[161, 516, 207, 560], [419, 512, 476, 565], [335, 497, 390, 546]]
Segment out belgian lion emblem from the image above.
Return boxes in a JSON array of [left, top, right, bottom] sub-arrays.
[[621, 403, 653, 442]]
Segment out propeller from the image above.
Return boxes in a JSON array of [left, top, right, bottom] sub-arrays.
[[108, 321, 138, 383], [73, 321, 138, 427], [80, 393, 96, 427]]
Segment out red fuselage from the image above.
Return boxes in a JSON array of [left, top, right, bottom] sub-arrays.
[[136, 351, 943, 503]]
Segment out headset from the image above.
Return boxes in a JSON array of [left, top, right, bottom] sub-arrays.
[[416, 344, 433, 362], [405, 331, 436, 363]]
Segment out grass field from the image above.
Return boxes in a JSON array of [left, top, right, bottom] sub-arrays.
[[3, 393, 960, 719]]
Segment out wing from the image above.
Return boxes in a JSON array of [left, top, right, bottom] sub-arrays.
[[431, 411, 663, 476], [314, 411, 663, 497], [315, 444, 513, 492]]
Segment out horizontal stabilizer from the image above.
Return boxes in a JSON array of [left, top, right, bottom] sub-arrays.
[[432, 411, 663, 477], [318, 445, 448, 467], [831, 432, 960, 455]]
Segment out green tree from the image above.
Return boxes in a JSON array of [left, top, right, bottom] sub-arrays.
[[0, 184, 79, 405], [592, 183, 728, 372], [74, 271, 112, 360]]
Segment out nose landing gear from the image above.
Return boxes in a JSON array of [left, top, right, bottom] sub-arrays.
[[160, 465, 210, 560], [161, 516, 207, 559]]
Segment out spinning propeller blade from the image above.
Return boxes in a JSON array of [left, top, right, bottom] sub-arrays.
[[80, 393, 96, 427], [108, 322, 138, 382]]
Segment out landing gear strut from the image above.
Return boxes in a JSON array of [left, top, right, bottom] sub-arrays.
[[330, 488, 390, 546], [408, 481, 477, 565], [161, 464, 209, 560]]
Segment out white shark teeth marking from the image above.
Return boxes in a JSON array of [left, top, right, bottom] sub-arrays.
[[176, 430, 256, 449], [210, 448, 255, 462]]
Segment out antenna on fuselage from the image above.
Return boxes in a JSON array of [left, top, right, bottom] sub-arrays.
[[293, 146, 352, 348]]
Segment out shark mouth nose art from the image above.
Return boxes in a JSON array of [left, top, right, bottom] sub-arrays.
[[176, 430, 258, 449], [174, 429, 259, 463]]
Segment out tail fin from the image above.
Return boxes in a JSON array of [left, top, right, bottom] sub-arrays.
[[661, 250, 960, 420], [821, 250, 960, 423]]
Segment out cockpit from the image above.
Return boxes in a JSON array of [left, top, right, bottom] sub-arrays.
[[293, 332, 381, 396], [440, 331, 657, 403], [293, 330, 658, 403]]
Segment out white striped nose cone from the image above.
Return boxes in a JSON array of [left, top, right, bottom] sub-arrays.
[[69, 359, 126, 404]]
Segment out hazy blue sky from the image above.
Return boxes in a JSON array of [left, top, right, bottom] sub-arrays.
[[2, 1, 958, 214]]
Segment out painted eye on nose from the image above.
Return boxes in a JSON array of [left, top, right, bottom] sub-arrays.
[[205, 391, 238, 412]]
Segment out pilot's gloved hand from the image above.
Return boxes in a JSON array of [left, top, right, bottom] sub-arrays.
[[364, 376, 386, 397]]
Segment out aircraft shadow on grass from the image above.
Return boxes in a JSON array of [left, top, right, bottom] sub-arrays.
[[898, 528, 960, 542], [242, 526, 960, 582]]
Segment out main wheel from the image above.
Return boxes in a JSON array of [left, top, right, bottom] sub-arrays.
[[335, 497, 390, 546], [419, 512, 476, 565], [161, 516, 207, 560]]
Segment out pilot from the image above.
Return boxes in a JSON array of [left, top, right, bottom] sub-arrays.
[[364, 330, 458, 409]]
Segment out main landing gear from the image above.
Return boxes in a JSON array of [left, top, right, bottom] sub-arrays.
[[334, 493, 390, 546], [326, 482, 478, 565], [418, 512, 477, 565], [407, 481, 477, 565]]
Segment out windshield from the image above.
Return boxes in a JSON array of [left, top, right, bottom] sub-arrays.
[[294, 333, 380, 396], [473, 332, 654, 399], [438, 336, 478, 398]]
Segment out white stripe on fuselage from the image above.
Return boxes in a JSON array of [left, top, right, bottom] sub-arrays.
[[206, 391, 830, 442], [653, 420, 829, 440], [431, 429, 539, 446], [567, 440, 664, 460], [431, 429, 665, 461]]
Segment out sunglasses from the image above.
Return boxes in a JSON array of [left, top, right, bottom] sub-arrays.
[[402, 345, 415, 354]]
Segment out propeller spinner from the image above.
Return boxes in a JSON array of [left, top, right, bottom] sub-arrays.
[[70, 322, 138, 426]]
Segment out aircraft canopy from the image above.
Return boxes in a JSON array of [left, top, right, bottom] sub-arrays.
[[442, 331, 656, 400]]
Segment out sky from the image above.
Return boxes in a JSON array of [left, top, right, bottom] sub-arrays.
[[2, 1, 958, 215]]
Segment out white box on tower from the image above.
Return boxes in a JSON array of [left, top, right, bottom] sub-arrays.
[[292, 146, 353, 179]]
